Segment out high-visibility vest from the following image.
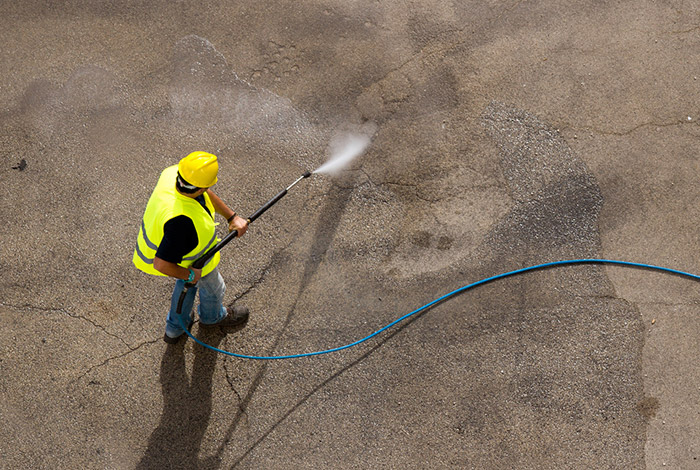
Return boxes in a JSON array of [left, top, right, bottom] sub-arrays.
[[133, 165, 220, 277]]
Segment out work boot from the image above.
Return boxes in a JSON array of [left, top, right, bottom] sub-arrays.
[[200, 306, 249, 329], [163, 318, 194, 344]]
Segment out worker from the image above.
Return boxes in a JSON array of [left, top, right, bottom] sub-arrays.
[[133, 151, 250, 344]]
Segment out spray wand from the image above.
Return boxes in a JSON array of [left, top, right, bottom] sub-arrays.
[[176, 171, 312, 314]]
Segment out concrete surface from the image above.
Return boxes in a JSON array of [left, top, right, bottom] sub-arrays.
[[1, 1, 699, 469]]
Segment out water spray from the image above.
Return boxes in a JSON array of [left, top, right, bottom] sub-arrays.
[[313, 134, 370, 176]]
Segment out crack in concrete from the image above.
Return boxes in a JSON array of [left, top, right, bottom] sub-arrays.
[[69, 338, 160, 386], [0, 300, 133, 350], [233, 268, 270, 302], [222, 359, 244, 402], [358, 169, 439, 203], [557, 118, 697, 137], [233, 236, 298, 302], [222, 357, 248, 426]]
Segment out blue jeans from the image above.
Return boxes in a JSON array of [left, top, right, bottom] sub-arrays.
[[165, 267, 227, 338]]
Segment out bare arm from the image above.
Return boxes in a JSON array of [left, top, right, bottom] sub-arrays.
[[206, 189, 234, 219], [153, 257, 202, 283], [206, 189, 248, 237]]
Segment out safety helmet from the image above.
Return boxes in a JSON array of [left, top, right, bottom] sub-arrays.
[[178, 151, 219, 188]]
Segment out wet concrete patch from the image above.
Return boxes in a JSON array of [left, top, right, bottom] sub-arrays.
[[463, 102, 648, 468]]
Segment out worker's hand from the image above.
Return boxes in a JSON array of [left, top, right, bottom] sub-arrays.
[[229, 215, 248, 237]]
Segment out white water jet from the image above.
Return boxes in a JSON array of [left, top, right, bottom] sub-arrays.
[[313, 134, 371, 175]]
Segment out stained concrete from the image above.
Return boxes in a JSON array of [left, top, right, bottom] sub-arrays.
[[1, 1, 699, 469]]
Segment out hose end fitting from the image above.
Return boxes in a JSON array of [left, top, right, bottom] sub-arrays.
[[303, 171, 312, 178]]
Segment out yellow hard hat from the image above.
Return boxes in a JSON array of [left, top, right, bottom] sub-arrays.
[[178, 151, 219, 188]]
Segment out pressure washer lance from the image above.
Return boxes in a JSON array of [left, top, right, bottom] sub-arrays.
[[176, 171, 312, 315]]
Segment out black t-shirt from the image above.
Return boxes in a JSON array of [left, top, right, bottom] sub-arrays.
[[155, 195, 211, 264]]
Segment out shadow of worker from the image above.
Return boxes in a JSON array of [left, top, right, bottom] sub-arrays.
[[137, 329, 226, 470]]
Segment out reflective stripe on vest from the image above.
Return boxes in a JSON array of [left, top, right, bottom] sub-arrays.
[[133, 165, 221, 276], [133, 222, 218, 265]]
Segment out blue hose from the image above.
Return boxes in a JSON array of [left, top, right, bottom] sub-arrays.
[[178, 259, 700, 360]]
